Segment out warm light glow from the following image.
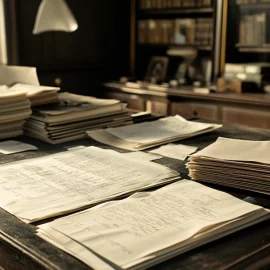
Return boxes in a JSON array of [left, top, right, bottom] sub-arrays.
[[33, 0, 78, 35]]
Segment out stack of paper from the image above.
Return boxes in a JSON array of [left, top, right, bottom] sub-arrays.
[[0, 86, 31, 139], [9, 83, 60, 106], [24, 93, 133, 144], [37, 180, 270, 270], [0, 65, 60, 106], [87, 115, 222, 151], [0, 146, 179, 223], [187, 137, 270, 195]]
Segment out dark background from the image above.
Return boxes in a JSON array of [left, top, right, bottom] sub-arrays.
[[4, 0, 131, 96]]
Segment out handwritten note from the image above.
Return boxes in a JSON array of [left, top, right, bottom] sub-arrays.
[[0, 146, 179, 223], [38, 180, 266, 270]]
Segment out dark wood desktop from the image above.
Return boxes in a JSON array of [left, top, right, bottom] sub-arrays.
[[1, 123, 270, 270]]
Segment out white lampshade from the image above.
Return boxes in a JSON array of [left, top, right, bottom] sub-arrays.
[[33, 0, 78, 34]]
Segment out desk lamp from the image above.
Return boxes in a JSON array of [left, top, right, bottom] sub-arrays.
[[33, 0, 78, 34]]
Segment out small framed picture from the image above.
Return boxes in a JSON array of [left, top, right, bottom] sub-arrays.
[[145, 56, 169, 83]]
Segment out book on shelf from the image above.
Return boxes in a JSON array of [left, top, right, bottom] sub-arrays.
[[225, 63, 270, 74], [137, 18, 213, 46], [139, 0, 212, 9], [37, 180, 270, 270], [238, 13, 266, 45]]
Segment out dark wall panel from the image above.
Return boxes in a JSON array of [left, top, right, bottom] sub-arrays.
[[13, 0, 130, 84]]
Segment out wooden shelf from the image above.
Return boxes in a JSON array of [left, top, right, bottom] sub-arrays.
[[237, 3, 270, 10], [137, 43, 212, 51], [138, 7, 214, 16], [236, 44, 270, 53]]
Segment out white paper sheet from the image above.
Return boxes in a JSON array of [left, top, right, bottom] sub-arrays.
[[9, 83, 60, 97], [149, 143, 198, 160], [0, 140, 38, 154], [123, 151, 162, 161], [106, 115, 216, 144], [0, 65, 40, 86], [0, 146, 179, 223], [192, 137, 270, 164], [38, 180, 268, 270]]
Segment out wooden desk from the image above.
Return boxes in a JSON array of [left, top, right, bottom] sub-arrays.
[[1, 124, 270, 270], [102, 82, 270, 129]]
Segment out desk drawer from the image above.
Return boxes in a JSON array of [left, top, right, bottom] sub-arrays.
[[171, 102, 219, 120], [146, 100, 168, 115], [222, 106, 270, 129], [103, 92, 145, 111]]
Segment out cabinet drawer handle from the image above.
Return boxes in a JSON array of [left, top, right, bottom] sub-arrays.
[[55, 77, 62, 86], [193, 110, 198, 117]]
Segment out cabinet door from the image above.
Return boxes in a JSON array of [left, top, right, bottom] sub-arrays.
[[103, 92, 146, 111], [222, 106, 270, 129], [146, 100, 168, 115], [170, 102, 219, 121]]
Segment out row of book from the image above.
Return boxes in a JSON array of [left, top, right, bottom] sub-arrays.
[[139, 0, 212, 9], [236, 0, 270, 4], [238, 13, 268, 45], [217, 62, 270, 93], [138, 18, 213, 46]]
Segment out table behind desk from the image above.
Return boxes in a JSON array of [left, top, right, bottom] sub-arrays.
[[1, 124, 270, 270]]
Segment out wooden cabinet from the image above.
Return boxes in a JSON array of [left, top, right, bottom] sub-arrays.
[[170, 102, 219, 121], [103, 83, 270, 130], [222, 106, 270, 129]]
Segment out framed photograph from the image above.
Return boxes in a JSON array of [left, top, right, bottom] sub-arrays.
[[145, 56, 169, 83]]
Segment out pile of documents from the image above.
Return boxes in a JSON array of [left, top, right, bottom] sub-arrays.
[[9, 83, 60, 106], [187, 137, 270, 195], [24, 93, 132, 144], [0, 146, 179, 223], [0, 65, 60, 106], [87, 115, 222, 150], [0, 86, 31, 139], [37, 180, 270, 270]]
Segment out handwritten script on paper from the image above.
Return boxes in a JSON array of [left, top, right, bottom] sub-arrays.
[[0, 146, 179, 223], [39, 180, 263, 269]]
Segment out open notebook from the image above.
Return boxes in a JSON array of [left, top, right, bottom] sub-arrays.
[[37, 180, 270, 270], [87, 115, 222, 151]]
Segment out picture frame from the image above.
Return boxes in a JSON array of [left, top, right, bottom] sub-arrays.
[[145, 56, 169, 83]]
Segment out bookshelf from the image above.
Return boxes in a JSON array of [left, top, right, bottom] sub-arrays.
[[133, 0, 228, 85], [236, 1, 270, 53]]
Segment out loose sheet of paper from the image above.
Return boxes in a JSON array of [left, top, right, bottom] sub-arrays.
[[123, 151, 162, 161], [0, 140, 38, 154], [149, 143, 198, 160], [106, 115, 216, 144], [9, 83, 60, 97], [38, 180, 266, 270], [0, 65, 40, 86], [0, 146, 179, 223]]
